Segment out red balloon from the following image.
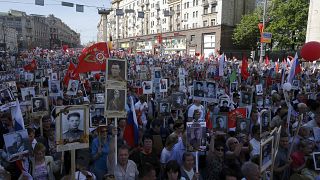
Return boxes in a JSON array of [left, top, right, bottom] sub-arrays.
[[301, 41, 320, 61], [94, 73, 101, 81], [195, 52, 200, 57]]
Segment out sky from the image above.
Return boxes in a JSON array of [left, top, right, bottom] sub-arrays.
[[0, 0, 111, 45]]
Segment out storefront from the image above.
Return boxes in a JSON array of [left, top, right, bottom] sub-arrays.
[[203, 33, 216, 58]]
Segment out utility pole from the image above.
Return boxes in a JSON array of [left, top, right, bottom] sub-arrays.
[[259, 0, 267, 63]]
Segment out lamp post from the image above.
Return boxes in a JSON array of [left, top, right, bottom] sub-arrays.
[[259, 0, 267, 63], [98, 8, 112, 42]]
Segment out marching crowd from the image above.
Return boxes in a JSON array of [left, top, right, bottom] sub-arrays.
[[0, 48, 320, 180]]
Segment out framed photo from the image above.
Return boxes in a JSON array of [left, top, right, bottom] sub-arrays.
[[0, 62, 6, 72], [205, 82, 217, 99], [90, 104, 106, 127], [264, 96, 272, 109], [31, 97, 48, 113], [0, 88, 15, 106], [260, 136, 274, 172], [312, 152, 320, 170], [66, 80, 79, 96], [240, 91, 253, 106], [142, 81, 153, 94], [212, 115, 228, 131], [178, 68, 185, 77], [159, 101, 171, 116], [105, 88, 127, 118], [206, 65, 217, 79], [135, 80, 141, 88], [230, 82, 238, 94], [159, 79, 168, 93], [256, 96, 264, 109], [256, 84, 263, 95], [3, 129, 29, 162], [236, 118, 250, 134], [55, 105, 89, 152], [171, 92, 186, 109], [186, 122, 207, 152], [39, 88, 48, 96], [154, 69, 161, 79], [25, 73, 34, 82], [51, 72, 58, 80], [91, 81, 102, 93], [34, 69, 44, 82], [49, 80, 61, 96], [4, 81, 17, 92], [193, 81, 205, 98], [106, 58, 127, 87], [260, 109, 271, 135], [292, 80, 300, 90], [94, 93, 105, 104]]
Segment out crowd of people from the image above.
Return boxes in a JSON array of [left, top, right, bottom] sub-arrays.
[[0, 47, 319, 180]]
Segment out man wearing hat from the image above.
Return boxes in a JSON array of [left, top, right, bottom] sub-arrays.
[[62, 112, 84, 142]]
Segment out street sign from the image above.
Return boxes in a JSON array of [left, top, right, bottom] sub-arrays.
[[261, 32, 272, 43]]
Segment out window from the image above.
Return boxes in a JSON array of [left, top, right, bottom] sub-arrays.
[[204, 34, 215, 48], [187, 2, 189, 8], [196, 0, 198, 5], [187, 13, 189, 18], [151, 3, 154, 8], [195, 23, 197, 27], [211, 19, 216, 26], [184, 14, 186, 19], [163, 18, 166, 23], [151, 12, 154, 17], [193, 0, 195, 6], [211, 5, 216, 13], [184, 3, 186, 9], [184, 25, 186, 29], [203, 20, 207, 27], [204, 7, 208, 14], [192, 23, 195, 28], [193, 12, 195, 18], [196, 11, 198, 17], [191, 35, 195, 41], [177, 5, 180, 10]]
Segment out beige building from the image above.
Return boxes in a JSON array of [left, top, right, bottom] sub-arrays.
[[0, 25, 18, 52], [99, 0, 256, 56]]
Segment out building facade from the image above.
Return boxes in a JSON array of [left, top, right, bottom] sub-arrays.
[[0, 10, 80, 51], [100, 0, 256, 56], [0, 25, 18, 52]]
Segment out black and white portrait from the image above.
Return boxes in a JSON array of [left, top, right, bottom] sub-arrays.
[[0, 88, 14, 105], [142, 81, 153, 94], [154, 70, 161, 79], [106, 88, 126, 111], [186, 122, 206, 152], [105, 88, 127, 118], [51, 73, 58, 80], [49, 80, 60, 96], [230, 82, 238, 94], [261, 110, 271, 133], [171, 93, 186, 109], [106, 58, 126, 82], [159, 79, 168, 93], [193, 81, 204, 97], [32, 97, 47, 113], [135, 80, 141, 88], [3, 129, 29, 161], [61, 109, 85, 143], [256, 84, 263, 95], [25, 73, 34, 82], [256, 96, 264, 109], [0, 62, 6, 72], [236, 118, 250, 134], [90, 106, 106, 127], [213, 115, 227, 131], [264, 96, 271, 109], [159, 102, 170, 115], [21, 87, 35, 101], [205, 82, 216, 99], [241, 91, 252, 106], [94, 93, 105, 104], [207, 65, 217, 78], [67, 80, 79, 96], [292, 80, 300, 90], [34, 69, 44, 82]]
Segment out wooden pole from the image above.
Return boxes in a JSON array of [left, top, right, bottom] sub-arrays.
[[40, 115, 43, 137], [71, 149, 76, 180]]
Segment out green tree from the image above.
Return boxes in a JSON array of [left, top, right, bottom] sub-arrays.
[[232, 10, 261, 50], [266, 0, 309, 50]]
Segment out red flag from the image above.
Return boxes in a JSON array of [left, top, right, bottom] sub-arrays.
[[23, 59, 37, 71], [205, 111, 213, 130], [62, 45, 69, 52], [63, 62, 79, 86], [75, 42, 110, 73], [228, 108, 246, 129], [241, 55, 249, 80]]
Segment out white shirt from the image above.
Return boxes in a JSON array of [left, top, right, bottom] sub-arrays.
[[31, 139, 37, 149], [75, 171, 96, 180], [183, 167, 195, 180], [250, 138, 260, 158], [160, 147, 172, 164], [114, 160, 139, 180], [135, 101, 148, 127]]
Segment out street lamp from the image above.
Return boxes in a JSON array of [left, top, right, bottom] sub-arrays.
[[98, 8, 112, 42], [259, 0, 268, 63]]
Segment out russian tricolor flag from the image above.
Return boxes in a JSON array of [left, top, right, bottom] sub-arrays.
[[123, 96, 139, 147], [286, 53, 302, 83]]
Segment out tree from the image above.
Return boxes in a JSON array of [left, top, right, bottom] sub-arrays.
[[266, 0, 309, 50], [232, 10, 261, 50]]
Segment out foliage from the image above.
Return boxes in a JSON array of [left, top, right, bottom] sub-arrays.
[[233, 0, 309, 50]]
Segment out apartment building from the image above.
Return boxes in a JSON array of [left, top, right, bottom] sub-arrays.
[[99, 0, 256, 56]]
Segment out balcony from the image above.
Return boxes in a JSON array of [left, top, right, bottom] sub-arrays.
[[210, 0, 217, 5], [202, 0, 209, 7], [155, 2, 160, 10]]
